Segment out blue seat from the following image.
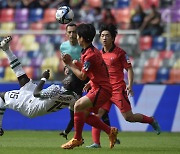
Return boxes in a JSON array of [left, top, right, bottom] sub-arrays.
[[0, 67, 5, 79], [152, 36, 166, 51], [117, 0, 129, 8], [156, 67, 170, 83], [29, 8, 43, 22]]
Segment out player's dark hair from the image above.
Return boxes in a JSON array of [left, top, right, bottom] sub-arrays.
[[76, 23, 96, 43], [66, 23, 77, 30], [99, 24, 117, 39]]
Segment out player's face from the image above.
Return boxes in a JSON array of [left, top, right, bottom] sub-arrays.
[[66, 26, 77, 45], [100, 31, 113, 48]]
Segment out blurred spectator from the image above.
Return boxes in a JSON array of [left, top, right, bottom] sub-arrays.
[[92, 7, 103, 29], [79, 2, 94, 23], [69, 0, 85, 22], [130, 4, 146, 29], [102, 0, 115, 9], [102, 8, 117, 26], [140, 5, 163, 36]]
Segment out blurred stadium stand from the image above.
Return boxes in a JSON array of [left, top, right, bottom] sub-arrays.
[[0, 0, 179, 84]]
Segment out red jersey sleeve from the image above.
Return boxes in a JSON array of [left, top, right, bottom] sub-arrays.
[[119, 49, 132, 69]]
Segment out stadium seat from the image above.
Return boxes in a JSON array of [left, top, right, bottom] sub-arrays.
[[45, 22, 59, 30], [43, 8, 56, 23], [31, 57, 43, 67], [30, 22, 44, 30], [140, 50, 159, 59], [29, 8, 43, 22], [142, 66, 158, 83], [117, 0, 130, 8], [0, 8, 14, 22], [170, 42, 180, 52], [87, 0, 102, 8], [33, 67, 41, 80], [133, 57, 146, 68], [147, 0, 159, 8], [158, 50, 173, 59], [14, 8, 29, 22], [23, 66, 34, 79], [130, 0, 146, 9], [173, 58, 180, 69], [144, 58, 162, 68], [0, 22, 15, 32], [112, 8, 130, 25], [166, 68, 180, 84], [160, 0, 173, 8], [0, 58, 9, 67], [152, 36, 166, 51], [133, 67, 143, 83], [161, 58, 175, 68], [4, 67, 17, 81], [140, 36, 153, 51], [0, 67, 5, 79], [16, 22, 29, 30], [156, 67, 170, 83], [35, 35, 49, 44]]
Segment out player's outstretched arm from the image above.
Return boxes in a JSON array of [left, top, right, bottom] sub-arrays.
[[33, 70, 50, 97]]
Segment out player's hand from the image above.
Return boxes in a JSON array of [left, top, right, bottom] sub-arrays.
[[62, 54, 72, 65], [42, 69, 50, 79], [83, 82, 91, 92], [125, 85, 134, 96], [0, 128, 4, 136]]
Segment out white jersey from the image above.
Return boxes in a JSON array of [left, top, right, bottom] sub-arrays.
[[4, 80, 77, 118]]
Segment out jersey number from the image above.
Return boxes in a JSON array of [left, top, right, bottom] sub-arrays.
[[47, 101, 69, 112], [9, 92, 19, 99]]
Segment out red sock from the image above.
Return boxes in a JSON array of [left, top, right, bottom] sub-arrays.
[[142, 115, 153, 124], [86, 114, 110, 134], [92, 127, 101, 145], [74, 112, 85, 140]]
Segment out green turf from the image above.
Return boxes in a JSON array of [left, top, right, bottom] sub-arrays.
[[0, 131, 180, 154]]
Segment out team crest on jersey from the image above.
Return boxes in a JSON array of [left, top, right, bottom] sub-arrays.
[[125, 54, 131, 63], [83, 61, 90, 71]]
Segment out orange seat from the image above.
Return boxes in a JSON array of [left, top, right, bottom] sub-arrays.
[[130, 0, 146, 9], [158, 50, 173, 59], [145, 58, 162, 68], [30, 22, 44, 30], [0, 8, 15, 22], [140, 36, 153, 51], [87, 0, 102, 7], [112, 8, 131, 23], [142, 67, 158, 83], [43, 8, 56, 23], [166, 68, 180, 84], [23, 66, 34, 79]]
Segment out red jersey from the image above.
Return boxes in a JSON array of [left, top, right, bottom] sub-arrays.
[[100, 45, 132, 91], [81, 44, 112, 92]]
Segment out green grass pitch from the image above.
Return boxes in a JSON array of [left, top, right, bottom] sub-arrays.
[[0, 131, 180, 154]]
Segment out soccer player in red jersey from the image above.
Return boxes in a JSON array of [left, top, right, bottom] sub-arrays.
[[61, 23, 118, 149], [86, 24, 161, 148]]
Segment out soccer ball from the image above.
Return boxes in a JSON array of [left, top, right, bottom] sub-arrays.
[[56, 6, 74, 24]]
